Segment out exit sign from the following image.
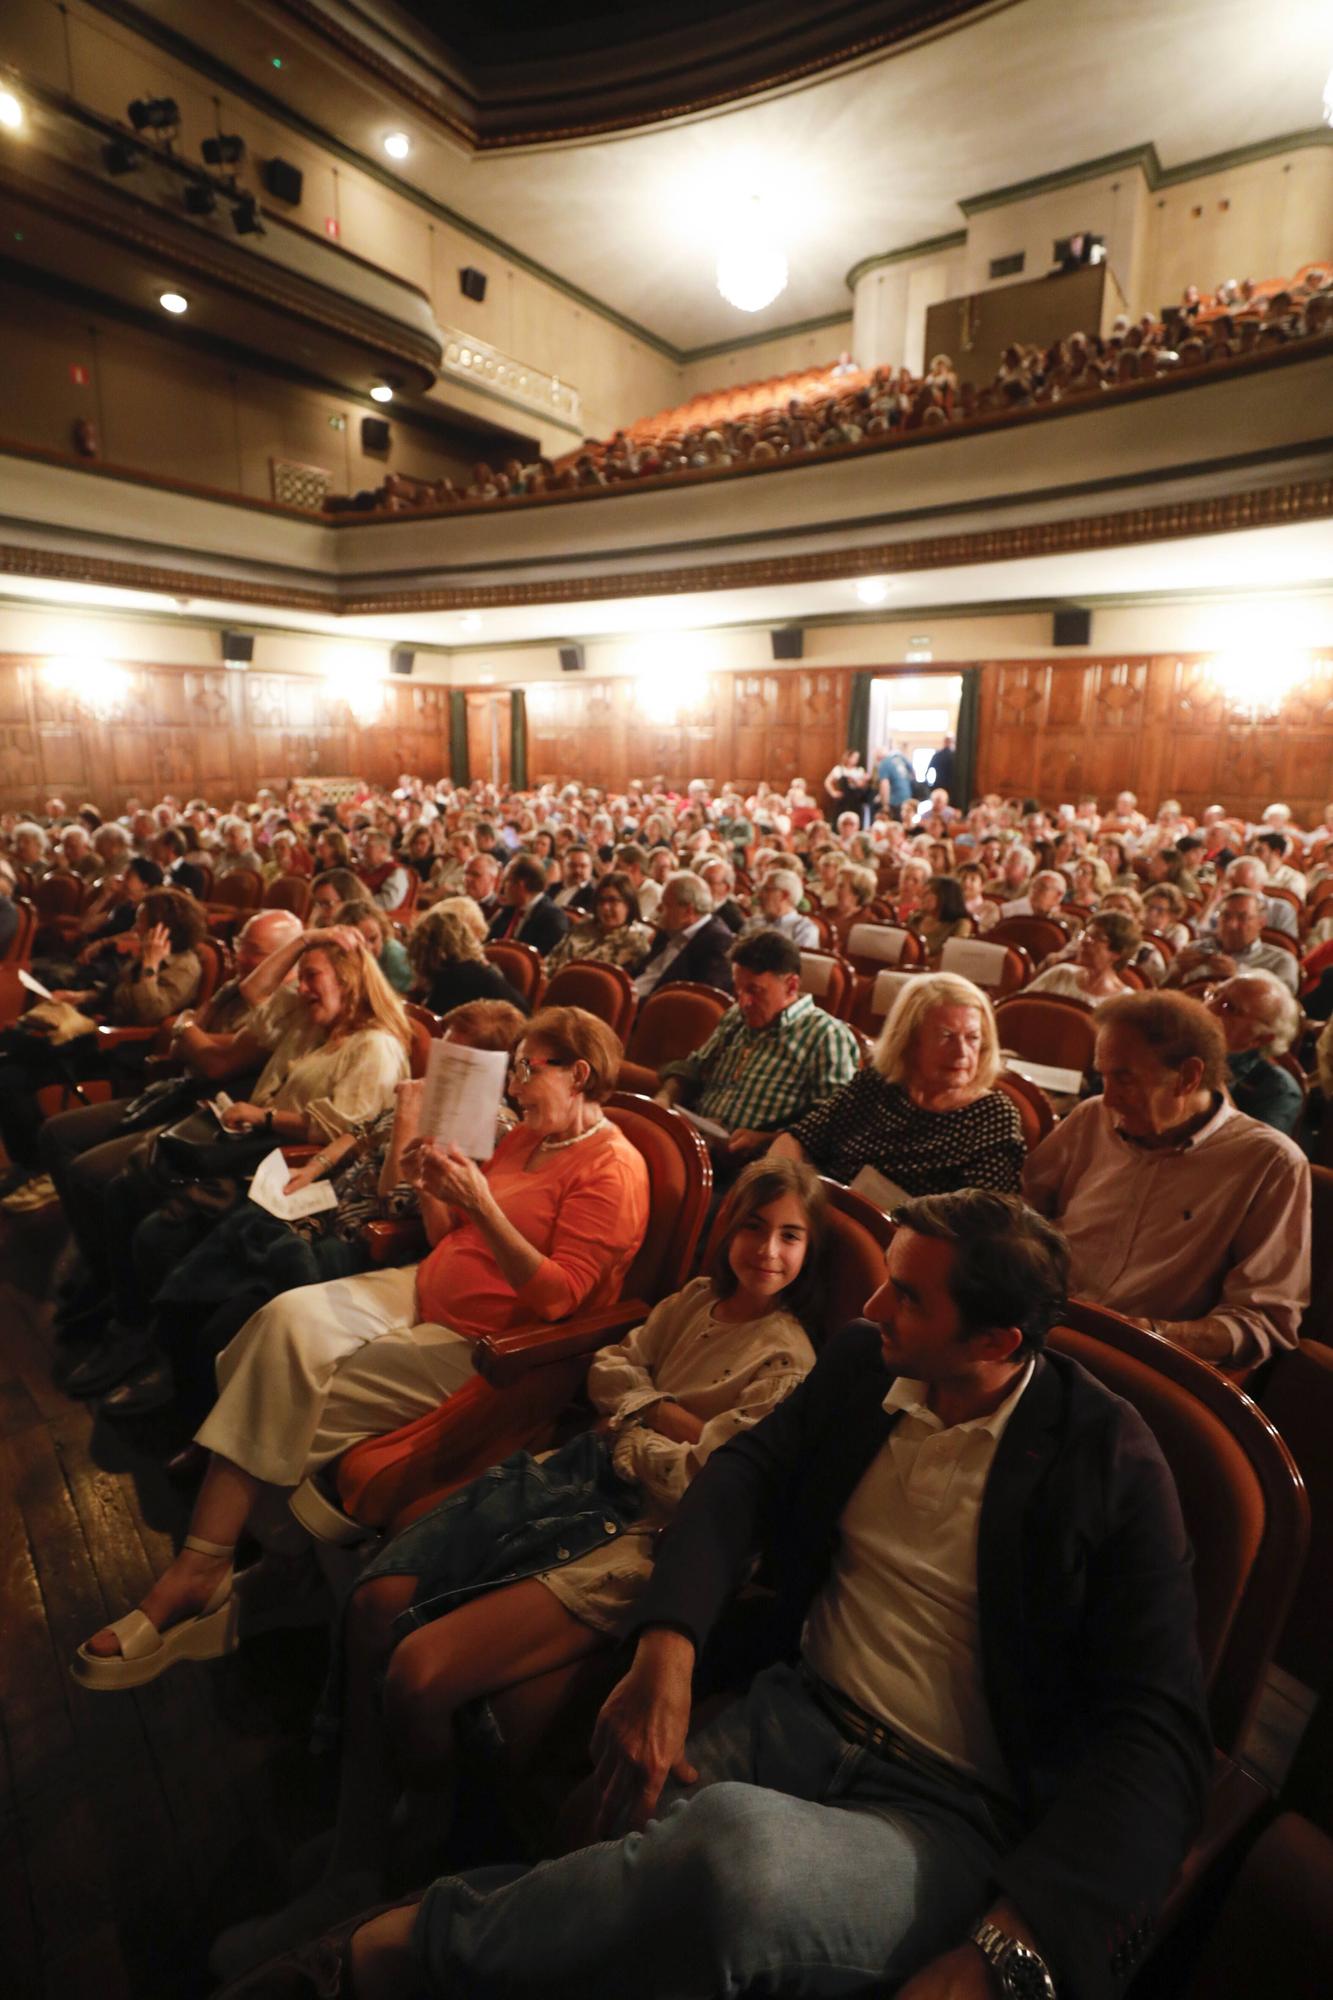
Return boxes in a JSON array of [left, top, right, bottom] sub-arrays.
[[325, 216, 340, 239], [70, 363, 89, 386]]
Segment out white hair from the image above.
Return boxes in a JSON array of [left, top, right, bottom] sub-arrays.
[[663, 870, 713, 916]]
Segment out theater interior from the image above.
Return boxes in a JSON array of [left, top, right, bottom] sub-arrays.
[[1, 0, 1333, 1994]]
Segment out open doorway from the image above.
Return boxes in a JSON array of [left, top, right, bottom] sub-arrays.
[[865, 673, 962, 783]]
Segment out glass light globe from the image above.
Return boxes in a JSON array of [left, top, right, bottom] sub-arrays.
[[716, 236, 788, 313]]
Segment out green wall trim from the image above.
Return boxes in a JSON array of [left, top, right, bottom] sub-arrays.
[[1152, 125, 1333, 188], [845, 231, 969, 292], [958, 144, 1160, 215], [681, 311, 854, 366]]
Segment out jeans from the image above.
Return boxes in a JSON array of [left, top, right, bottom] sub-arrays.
[[411, 1662, 1012, 1997]]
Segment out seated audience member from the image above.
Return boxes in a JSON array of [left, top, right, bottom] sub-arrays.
[[613, 843, 662, 923], [546, 871, 656, 975], [1026, 912, 1141, 1005], [956, 860, 1000, 933], [1098, 835, 1138, 890], [1023, 991, 1308, 1364], [462, 851, 502, 919], [153, 826, 209, 898], [827, 861, 878, 950], [1199, 855, 1297, 938], [336, 900, 413, 994], [72, 1008, 649, 1685], [0, 857, 18, 955], [486, 852, 571, 954], [207, 1159, 827, 1969], [309, 867, 368, 925], [10, 818, 51, 894], [739, 867, 820, 950], [297, 1189, 1210, 2000], [401, 823, 438, 885], [549, 843, 598, 913], [906, 874, 974, 961], [770, 972, 1024, 1195], [1207, 973, 1304, 1137], [0, 887, 207, 1211], [31, 854, 164, 990], [357, 830, 412, 912], [697, 855, 746, 933], [1252, 828, 1307, 899], [118, 999, 526, 1421], [59, 927, 413, 1396], [1167, 889, 1298, 994], [1000, 867, 1066, 919], [407, 899, 528, 1015], [1142, 883, 1191, 949], [891, 855, 932, 921], [428, 831, 476, 901], [213, 815, 263, 880], [656, 929, 858, 1163], [633, 871, 736, 998]]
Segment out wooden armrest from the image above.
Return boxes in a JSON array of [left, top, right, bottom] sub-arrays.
[[362, 1217, 428, 1264], [95, 1023, 165, 1049], [476, 1300, 651, 1386], [282, 1145, 321, 1165]]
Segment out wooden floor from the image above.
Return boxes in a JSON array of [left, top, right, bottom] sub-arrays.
[[0, 1209, 337, 2000]]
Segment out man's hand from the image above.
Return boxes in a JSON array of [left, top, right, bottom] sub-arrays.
[[221, 1100, 268, 1130], [588, 1627, 698, 1839], [724, 1127, 767, 1157], [895, 1945, 993, 1999]]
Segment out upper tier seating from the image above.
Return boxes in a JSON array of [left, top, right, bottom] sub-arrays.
[[325, 262, 1333, 520]]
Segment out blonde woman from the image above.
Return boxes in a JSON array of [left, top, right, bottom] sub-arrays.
[[769, 971, 1024, 1192], [408, 897, 528, 1014]]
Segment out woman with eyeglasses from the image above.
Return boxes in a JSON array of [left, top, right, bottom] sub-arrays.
[[73, 1005, 651, 1692], [545, 869, 656, 976]]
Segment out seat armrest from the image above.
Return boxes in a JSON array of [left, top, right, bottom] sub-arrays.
[[282, 1145, 321, 1165], [1153, 1751, 1271, 1939], [361, 1217, 428, 1264], [95, 1023, 165, 1050], [476, 1300, 651, 1386]]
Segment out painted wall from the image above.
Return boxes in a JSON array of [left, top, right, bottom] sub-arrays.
[[674, 320, 855, 403], [1140, 147, 1333, 316]]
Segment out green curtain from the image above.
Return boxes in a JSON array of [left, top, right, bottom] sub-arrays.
[[953, 666, 981, 808], [449, 689, 469, 785], [509, 688, 528, 791], [847, 671, 874, 761]]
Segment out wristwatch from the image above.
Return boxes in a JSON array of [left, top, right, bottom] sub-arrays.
[[970, 1922, 1057, 1999]]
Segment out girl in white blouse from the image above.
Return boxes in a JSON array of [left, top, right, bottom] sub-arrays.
[[210, 1159, 829, 1977]]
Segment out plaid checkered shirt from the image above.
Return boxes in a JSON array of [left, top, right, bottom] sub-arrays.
[[661, 993, 860, 1134]]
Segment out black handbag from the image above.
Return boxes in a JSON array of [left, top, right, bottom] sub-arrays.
[[116, 1073, 204, 1134], [149, 1107, 276, 1184]]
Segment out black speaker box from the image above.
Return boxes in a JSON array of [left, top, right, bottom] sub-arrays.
[[771, 628, 804, 660], [390, 647, 415, 678], [263, 157, 304, 205], [558, 645, 585, 674], [1053, 608, 1092, 647], [361, 416, 391, 454], [459, 266, 487, 303], [221, 630, 254, 664]]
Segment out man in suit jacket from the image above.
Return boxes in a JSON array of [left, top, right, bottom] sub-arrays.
[[485, 851, 570, 956], [355, 1191, 1209, 2000], [632, 871, 735, 998], [549, 843, 598, 915]]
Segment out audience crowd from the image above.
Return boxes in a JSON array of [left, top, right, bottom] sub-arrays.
[[0, 750, 1329, 1998], [326, 262, 1333, 518]]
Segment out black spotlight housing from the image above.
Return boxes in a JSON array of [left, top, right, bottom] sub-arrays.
[[104, 138, 139, 175], [128, 95, 179, 131], [184, 181, 217, 215], [231, 194, 264, 236], [202, 133, 245, 168]]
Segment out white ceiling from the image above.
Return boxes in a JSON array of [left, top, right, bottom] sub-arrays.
[[354, 0, 1332, 348]]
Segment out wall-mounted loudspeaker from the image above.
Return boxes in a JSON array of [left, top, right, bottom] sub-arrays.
[[459, 266, 487, 302], [220, 630, 254, 666], [390, 647, 415, 677], [262, 157, 304, 205], [771, 628, 804, 660], [361, 416, 391, 453], [1052, 608, 1092, 647], [558, 645, 585, 674]]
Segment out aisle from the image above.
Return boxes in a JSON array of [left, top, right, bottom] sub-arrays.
[[0, 1214, 334, 2000]]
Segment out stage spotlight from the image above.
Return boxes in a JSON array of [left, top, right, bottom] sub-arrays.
[[231, 193, 263, 235], [184, 182, 216, 215], [104, 138, 139, 175], [202, 133, 245, 168], [128, 96, 179, 132]]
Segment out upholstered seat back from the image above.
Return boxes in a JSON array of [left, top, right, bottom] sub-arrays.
[[625, 981, 729, 1073], [606, 1092, 712, 1300], [485, 939, 545, 1004], [940, 936, 1028, 994], [995, 993, 1099, 1071], [543, 960, 637, 1040], [799, 950, 855, 1019]]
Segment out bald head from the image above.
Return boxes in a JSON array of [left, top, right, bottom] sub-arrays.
[[235, 908, 304, 976]]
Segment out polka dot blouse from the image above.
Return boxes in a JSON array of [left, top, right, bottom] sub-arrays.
[[787, 1069, 1025, 1193]]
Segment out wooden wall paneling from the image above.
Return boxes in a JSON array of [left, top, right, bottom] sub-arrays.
[[976, 661, 1047, 798]]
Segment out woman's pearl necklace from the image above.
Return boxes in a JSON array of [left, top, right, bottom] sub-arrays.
[[537, 1114, 606, 1153]]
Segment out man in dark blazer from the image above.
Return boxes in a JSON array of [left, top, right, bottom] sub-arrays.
[[632, 870, 735, 997], [350, 1191, 1211, 2000], [549, 843, 598, 916], [485, 852, 570, 956]]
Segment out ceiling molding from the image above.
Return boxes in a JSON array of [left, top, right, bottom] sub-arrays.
[[958, 125, 1332, 216], [680, 310, 855, 367], [845, 231, 969, 292]]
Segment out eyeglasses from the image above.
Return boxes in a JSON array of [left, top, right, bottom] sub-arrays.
[[511, 1055, 571, 1084]]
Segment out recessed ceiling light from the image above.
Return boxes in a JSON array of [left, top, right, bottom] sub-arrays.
[[382, 131, 411, 161], [0, 91, 23, 133], [159, 290, 188, 314], [855, 576, 892, 606], [369, 383, 394, 403], [460, 612, 482, 633]]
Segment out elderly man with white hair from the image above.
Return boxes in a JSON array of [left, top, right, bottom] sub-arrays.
[[1000, 867, 1066, 920], [1207, 972, 1304, 1136], [739, 867, 820, 949], [633, 871, 735, 997], [1217, 855, 1298, 938]]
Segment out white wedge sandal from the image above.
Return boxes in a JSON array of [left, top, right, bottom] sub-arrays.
[[71, 1534, 239, 1690]]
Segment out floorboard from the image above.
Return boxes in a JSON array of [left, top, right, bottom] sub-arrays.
[[0, 1221, 336, 2000]]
